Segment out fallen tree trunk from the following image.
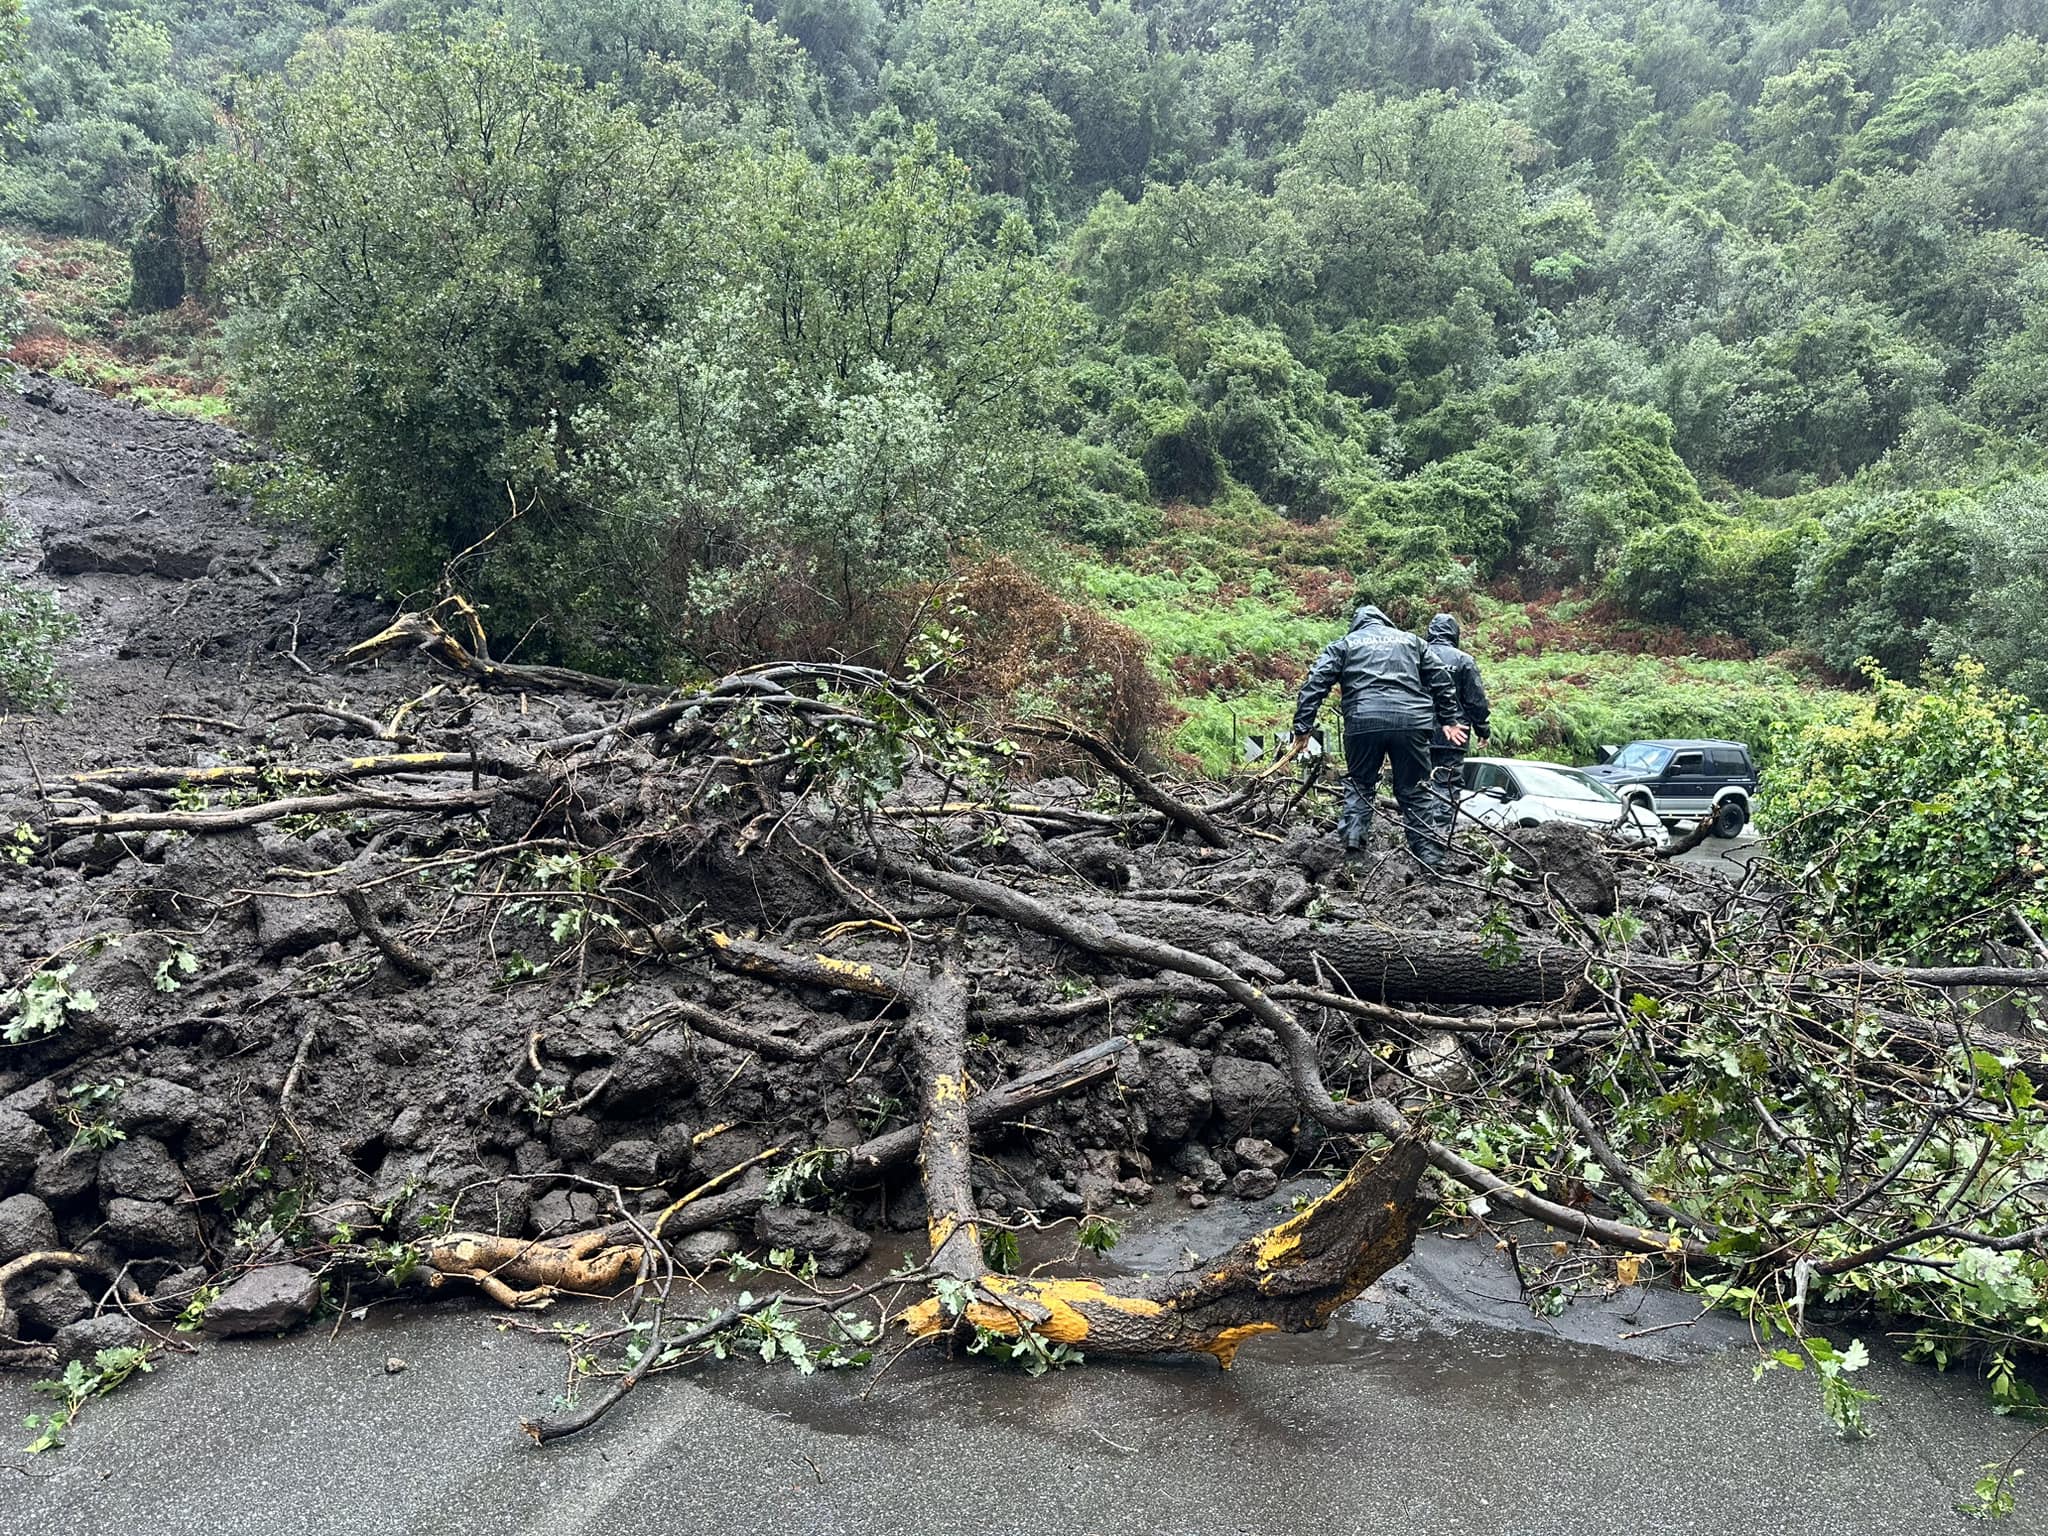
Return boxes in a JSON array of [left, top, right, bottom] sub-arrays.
[[900, 1136, 1431, 1365]]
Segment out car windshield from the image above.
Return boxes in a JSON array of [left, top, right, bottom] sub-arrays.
[[1612, 743, 1673, 773], [1517, 765, 1622, 804]]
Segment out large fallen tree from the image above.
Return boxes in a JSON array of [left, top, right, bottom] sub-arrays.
[[4, 610, 2047, 1446]]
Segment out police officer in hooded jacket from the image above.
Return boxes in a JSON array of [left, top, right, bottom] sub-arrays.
[[1422, 613, 1491, 838], [1293, 604, 1467, 866]]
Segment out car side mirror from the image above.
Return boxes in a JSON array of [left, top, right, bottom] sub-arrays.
[[1594, 745, 1617, 765]]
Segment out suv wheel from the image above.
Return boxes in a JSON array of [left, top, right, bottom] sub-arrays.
[[1713, 800, 1748, 839]]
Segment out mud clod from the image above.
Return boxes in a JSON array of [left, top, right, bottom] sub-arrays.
[[0, 1193, 59, 1262]]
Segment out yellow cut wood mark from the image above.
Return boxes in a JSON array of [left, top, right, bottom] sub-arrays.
[[1196, 1322, 1278, 1369], [1254, 1226, 1303, 1269], [931, 1074, 969, 1106], [899, 1295, 947, 1337], [813, 953, 877, 982], [899, 1276, 1165, 1347], [927, 1214, 963, 1256]]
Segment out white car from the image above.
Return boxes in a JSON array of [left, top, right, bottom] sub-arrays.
[[1457, 757, 1666, 846]]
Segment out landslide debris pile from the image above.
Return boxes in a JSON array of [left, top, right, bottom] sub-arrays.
[[1, 376, 2043, 1439]]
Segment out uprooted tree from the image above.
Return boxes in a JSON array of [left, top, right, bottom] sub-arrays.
[[3, 607, 2046, 1444]]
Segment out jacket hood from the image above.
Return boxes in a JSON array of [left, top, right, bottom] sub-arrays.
[[1349, 604, 1393, 632], [1426, 613, 1461, 645]]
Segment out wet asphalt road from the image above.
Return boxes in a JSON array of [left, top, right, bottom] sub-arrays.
[[2, 1229, 2026, 1536], [1670, 829, 1762, 873]]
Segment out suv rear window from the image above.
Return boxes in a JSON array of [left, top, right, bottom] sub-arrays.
[[1708, 748, 1749, 773]]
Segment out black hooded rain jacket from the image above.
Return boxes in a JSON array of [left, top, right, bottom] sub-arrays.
[[1423, 613, 1490, 748], [1293, 605, 1463, 736]]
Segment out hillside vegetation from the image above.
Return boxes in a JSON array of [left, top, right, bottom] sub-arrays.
[[5, 0, 2047, 755]]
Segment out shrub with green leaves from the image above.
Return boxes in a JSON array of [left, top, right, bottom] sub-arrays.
[[1765, 660, 2048, 960], [0, 513, 76, 712]]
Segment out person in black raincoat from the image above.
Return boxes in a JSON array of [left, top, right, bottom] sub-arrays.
[[1421, 613, 1491, 840], [1292, 604, 1466, 866]]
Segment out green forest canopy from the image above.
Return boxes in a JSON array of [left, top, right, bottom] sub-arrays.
[[6, 0, 2048, 755]]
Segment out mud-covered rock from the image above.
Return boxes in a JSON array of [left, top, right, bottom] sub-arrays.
[[52, 1312, 147, 1365], [547, 1113, 602, 1161], [1172, 1143, 1227, 1194], [601, 1032, 699, 1114], [133, 832, 264, 927], [32, 1147, 99, 1205], [1233, 1136, 1287, 1173], [50, 833, 131, 873], [673, 1229, 742, 1267], [1130, 1042, 1212, 1146], [528, 1188, 603, 1236], [151, 1265, 211, 1313], [252, 893, 355, 960], [1231, 1167, 1280, 1201], [111, 1077, 204, 1139], [655, 1120, 700, 1180], [592, 1138, 660, 1186], [42, 525, 215, 580], [0, 1192, 60, 1261], [98, 1135, 185, 1202], [385, 1103, 429, 1149], [100, 1196, 200, 1258], [754, 1205, 870, 1278], [17, 1271, 93, 1335], [1510, 821, 1620, 917], [0, 1107, 52, 1192], [203, 1263, 321, 1336], [1208, 1056, 1296, 1143]]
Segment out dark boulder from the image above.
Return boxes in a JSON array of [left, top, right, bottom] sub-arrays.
[[527, 1188, 603, 1237], [100, 1196, 200, 1259], [51, 1312, 147, 1365], [0, 1108, 51, 1193], [98, 1136, 185, 1202], [203, 1264, 321, 1337], [32, 1146, 99, 1205], [753, 1205, 871, 1279], [1129, 1043, 1213, 1146], [17, 1271, 93, 1335], [42, 526, 214, 580], [1231, 1167, 1280, 1201], [1208, 1056, 1296, 1144], [0, 1193, 60, 1262], [111, 1077, 204, 1139], [1510, 821, 1619, 917], [673, 1229, 742, 1267], [592, 1139, 661, 1187]]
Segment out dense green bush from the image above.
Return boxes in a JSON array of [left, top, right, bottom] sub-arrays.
[[1766, 662, 2048, 960], [0, 513, 76, 711], [217, 30, 1069, 671]]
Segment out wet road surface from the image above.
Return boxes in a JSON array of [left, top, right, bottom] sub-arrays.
[[2, 1220, 2025, 1536]]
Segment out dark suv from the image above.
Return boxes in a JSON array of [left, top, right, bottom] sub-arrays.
[[1578, 739, 1758, 838]]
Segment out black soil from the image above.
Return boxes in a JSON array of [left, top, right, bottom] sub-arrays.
[[0, 375, 1708, 1348]]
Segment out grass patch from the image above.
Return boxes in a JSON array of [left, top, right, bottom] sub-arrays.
[[4, 230, 228, 420], [1074, 550, 1854, 776]]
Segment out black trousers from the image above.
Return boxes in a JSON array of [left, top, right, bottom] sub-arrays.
[[1429, 744, 1466, 836], [1339, 727, 1437, 860]]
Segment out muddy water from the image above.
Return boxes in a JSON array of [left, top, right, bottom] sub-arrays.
[[5, 1189, 2027, 1536]]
